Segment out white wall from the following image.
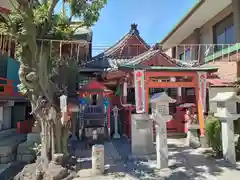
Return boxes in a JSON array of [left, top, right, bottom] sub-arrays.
[[209, 87, 237, 114]]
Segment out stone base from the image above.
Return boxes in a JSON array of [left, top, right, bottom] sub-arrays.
[[0, 145, 17, 164], [186, 126, 201, 149], [17, 154, 35, 163], [128, 153, 156, 161], [131, 114, 154, 156], [200, 136, 209, 148], [47, 162, 68, 180]]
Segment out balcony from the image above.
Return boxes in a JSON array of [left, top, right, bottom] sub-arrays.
[[164, 43, 240, 65]]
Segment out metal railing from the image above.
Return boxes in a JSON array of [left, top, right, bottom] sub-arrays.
[[162, 43, 240, 65]]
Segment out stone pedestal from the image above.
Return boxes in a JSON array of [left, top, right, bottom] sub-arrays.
[[131, 114, 154, 156], [186, 124, 201, 148], [221, 119, 236, 164], [92, 144, 104, 175], [153, 113, 168, 169]]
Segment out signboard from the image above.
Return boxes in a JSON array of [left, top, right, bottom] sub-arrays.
[[60, 95, 67, 112], [197, 72, 207, 112], [134, 70, 145, 113]]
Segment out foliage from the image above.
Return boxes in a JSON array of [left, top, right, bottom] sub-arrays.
[[0, 0, 107, 175], [205, 115, 222, 156], [30, 142, 42, 156]]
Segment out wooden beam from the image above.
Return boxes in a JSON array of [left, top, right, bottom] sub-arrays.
[[147, 81, 195, 88], [146, 71, 196, 77]]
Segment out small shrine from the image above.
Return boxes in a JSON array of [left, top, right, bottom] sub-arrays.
[[78, 80, 113, 142]]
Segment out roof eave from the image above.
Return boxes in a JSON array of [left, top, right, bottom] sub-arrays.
[[160, 0, 205, 45], [119, 64, 218, 72]]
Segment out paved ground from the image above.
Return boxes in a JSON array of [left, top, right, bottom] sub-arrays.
[[73, 137, 240, 180]]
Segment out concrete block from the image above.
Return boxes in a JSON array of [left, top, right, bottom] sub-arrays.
[[92, 144, 104, 175], [131, 114, 154, 156]]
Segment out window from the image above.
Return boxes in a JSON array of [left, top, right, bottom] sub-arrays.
[[213, 14, 236, 51], [91, 94, 97, 105], [179, 48, 191, 61]]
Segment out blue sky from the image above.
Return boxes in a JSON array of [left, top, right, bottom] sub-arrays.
[[55, 0, 198, 53], [92, 0, 197, 46]]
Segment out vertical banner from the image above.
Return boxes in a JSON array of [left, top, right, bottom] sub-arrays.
[[197, 72, 207, 112], [134, 70, 145, 113]]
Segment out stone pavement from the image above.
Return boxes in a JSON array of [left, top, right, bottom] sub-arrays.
[[73, 137, 240, 180]]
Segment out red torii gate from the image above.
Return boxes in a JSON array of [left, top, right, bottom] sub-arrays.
[[119, 65, 218, 137]]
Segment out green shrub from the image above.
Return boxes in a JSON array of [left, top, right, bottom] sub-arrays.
[[205, 115, 222, 157]]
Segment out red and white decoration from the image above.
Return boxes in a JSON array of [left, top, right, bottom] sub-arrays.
[[134, 70, 145, 113], [197, 72, 207, 112]]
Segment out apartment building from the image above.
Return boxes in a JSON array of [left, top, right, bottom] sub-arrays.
[[161, 0, 240, 113]]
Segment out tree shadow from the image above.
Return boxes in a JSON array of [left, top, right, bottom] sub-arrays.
[[112, 137, 240, 180], [0, 162, 27, 180], [71, 137, 240, 179]]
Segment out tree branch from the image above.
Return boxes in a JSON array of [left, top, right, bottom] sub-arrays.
[[40, 0, 59, 38], [71, 23, 84, 34]]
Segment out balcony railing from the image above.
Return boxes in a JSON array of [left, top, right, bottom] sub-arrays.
[[163, 43, 240, 65]]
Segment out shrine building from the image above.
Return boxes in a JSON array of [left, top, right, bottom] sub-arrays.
[[78, 24, 217, 138]]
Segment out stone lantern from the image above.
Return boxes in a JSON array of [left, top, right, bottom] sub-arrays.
[[112, 106, 120, 139], [211, 92, 240, 165], [150, 92, 176, 122], [150, 92, 176, 169]]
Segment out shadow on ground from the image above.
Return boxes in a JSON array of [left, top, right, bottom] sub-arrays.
[[112, 137, 240, 180], [72, 137, 240, 180], [0, 162, 26, 180]]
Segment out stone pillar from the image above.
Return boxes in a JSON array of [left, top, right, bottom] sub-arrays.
[[112, 106, 120, 139], [92, 144, 104, 175], [154, 113, 168, 169], [221, 118, 236, 164]]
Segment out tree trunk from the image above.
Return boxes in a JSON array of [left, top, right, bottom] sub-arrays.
[[34, 106, 70, 176]]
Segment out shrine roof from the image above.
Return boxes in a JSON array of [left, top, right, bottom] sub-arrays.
[[210, 92, 240, 102], [79, 80, 113, 93], [93, 24, 150, 58], [85, 57, 130, 69], [86, 24, 150, 68], [123, 47, 177, 66], [85, 46, 184, 70], [119, 64, 218, 72]]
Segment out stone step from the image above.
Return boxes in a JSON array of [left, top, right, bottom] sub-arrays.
[[0, 129, 17, 141], [0, 133, 27, 164]]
